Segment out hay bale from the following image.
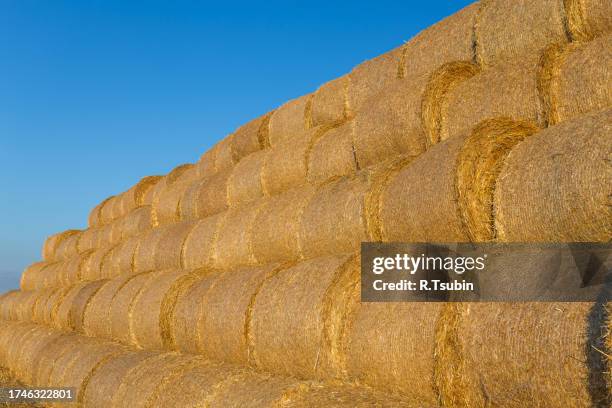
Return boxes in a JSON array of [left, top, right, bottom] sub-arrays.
[[132, 228, 166, 273], [495, 109, 611, 241], [435, 302, 600, 407], [231, 112, 271, 160], [94, 223, 114, 248], [130, 269, 193, 350], [307, 121, 358, 184], [299, 174, 371, 259], [153, 176, 198, 226], [195, 148, 216, 178], [42, 229, 80, 261], [345, 302, 442, 404], [347, 46, 404, 114], [112, 353, 202, 408], [149, 164, 195, 223], [41, 287, 71, 325], [100, 195, 122, 225], [475, 0, 568, 67], [60, 250, 94, 286], [311, 76, 349, 127], [381, 118, 538, 242], [179, 168, 231, 221], [106, 234, 141, 276], [40, 262, 63, 289], [226, 150, 267, 207], [35, 333, 91, 387], [268, 94, 312, 146], [212, 136, 237, 173], [46, 337, 104, 391], [284, 383, 416, 407], [20, 261, 50, 291], [182, 213, 226, 271], [109, 271, 155, 344], [171, 272, 221, 353], [82, 350, 158, 408], [67, 279, 108, 332], [76, 227, 100, 253], [153, 221, 196, 270], [88, 196, 114, 227], [118, 205, 153, 240], [81, 244, 118, 281], [250, 186, 315, 264], [442, 61, 541, 142], [53, 281, 91, 329], [565, 0, 612, 41], [199, 264, 281, 364], [119, 175, 162, 214], [32, 288, 59, 323], [53, 230, 81, 260], [214, 203, 263, 270], [554, 34, 612, 124], [16, 329, 63, 385], [250, 255, 358, 379]]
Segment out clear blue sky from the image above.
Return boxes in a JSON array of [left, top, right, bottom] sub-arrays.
[[0, 0, 473, 292]]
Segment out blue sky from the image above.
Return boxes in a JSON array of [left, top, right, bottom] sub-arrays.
[[0, 0, 473, 292]]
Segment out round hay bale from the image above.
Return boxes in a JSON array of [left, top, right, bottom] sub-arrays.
[[495, 109, 611, 241], [284, 383, 415, 407], [68, 279, 108, 332], [14, 291, 38, 322], [381, 118, 538, 243], [198, 264, 282, 364], [345, 301, 442, 404], [182, 213, 226, 271], [251, 186, 316, 264], [77, 227, 101, 253], [109, 271, 155, 344], [475, 0, 568, 67], [299, 174, 371, 259], [32, 288, 58, 323], [40, 261, 63, 289], [268, 94, 312, 147], [231, 113, 271, 160], [35, 333, 90, 387], [151, 362, 242, 408], [195, 148, 216, 178], [565, 0, 612, 41], [94, 223, 114, 248], [119, 175, 162, 214], [81, 244, 118, 281], [311, 76, 349, 128], [307, 120, 358, 184], [442, 61, 541, 142], [42, 229, 80, 261], [352, 79, 429, 168], [214, 203, 263, 271], [16, 329, 63, 385], [226, 150, 267, 207], [100, 195, 121, 225], [54, 230, 81, 261], [88, 196, 113, 227], [83, 273, 142, 338], [213, 136, 237, 173], [53, 281, 91, 330], [250, 255, 358, 379], [130, 269, 193, 350], [60, 250, 94, 286], [171, 272, 222, 353], [41, 286, 72, 325], [153, 220, 196, 270], [347, 46, 404, 114], [149, 163, 195, 225], [112, 352, 202, 408], [118, 205, 153, 241], [82, 350, 157, 408], [435, 302, 601, 407], [0, 289, 18, 319], [554, 34, 612, 124], [153, 175, 199, 226], [99, 244, 124, 279], [20, 261, 49, 290], [178, 168, 231, 221], [45, 336, 103, 390], [132, 228, 166, 273], [107, 234, 141, 276]]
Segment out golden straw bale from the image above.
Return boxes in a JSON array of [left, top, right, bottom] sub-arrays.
[[20, 261, 50, 291], [60, 250, 93, 285], [46, 336, 105, 392], [250, 255, 357, 379], [442, 61, 542, 142], [554, 34, 612, 124], [207, 371, 300, 407], [213, 136, 236, 173], [260, 129, 312, 195], [88, 196, 113, 227], [81, 244, 117, 281], [16, 328, 62, 385], [268, 94, 311, 146], [347, 46, 404, 114], [495, 109, 612, 242], [179, 168, 231, 221], [35, 333, 92, 387], [40, 262, 63, 289], [119, 175, 161, 214], [109, 271, 155, 344], [182, 213, 225, 271], [214, 203, 263, 270], [41, 287, 71, 325], [94, 223, 114, 248], [435, 302, 602, 407], [226, 150, 266, 207], [76, 227, 99, 253], [381, 118, 538, 242], [251, 186, 316, 264], [565, 0, 612, 41], [132, 228, 166, 273], [153, 221, 196, 270], [15, 291, 39, 322], [199, 264, 281, 364], [67, 279, 107, 332], [82, 350, 157, 408], [107, 234, 140, 276], [307, 121, 358, 184], [83, 273, 141, 338], [42, 229, 80, 261], [53, 281, 91, 329], [345, 302, 442, 404], [53, 230, 81, 261], [283, 383, 417, 407], [112, 353, 203, 408], [100, 195, 121, 225], [195, 148, 216, 178], [475, 0, 568, 67], [32, 288, 58, 323], [149, 164, 195, 222], [153, 175, 198, 226], [231, 112, 271, 160], [118, 205, 153, 240], [299, 174, 371, 259], [171, 272, 222, 353], [130, 269, 192, 350], [311, 76, 349, 127]]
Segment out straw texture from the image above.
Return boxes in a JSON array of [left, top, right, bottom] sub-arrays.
[[178, 168, 231, 221], [311, 76, 348, 127], [231, 112, 271, 159], [109, 272, 154, 344], [214, 203, 263, 270], [182, 213, 225, 271], [226, 150, 266, 207], [152, 220, 196, 270], [307, 120, 358, 184], [268, 95, 311, 147], [565, 0, 612, 41], [42, 229, 80, 262]]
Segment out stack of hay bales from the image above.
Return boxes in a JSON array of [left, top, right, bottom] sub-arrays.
[[0, 1, 610, 406]]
